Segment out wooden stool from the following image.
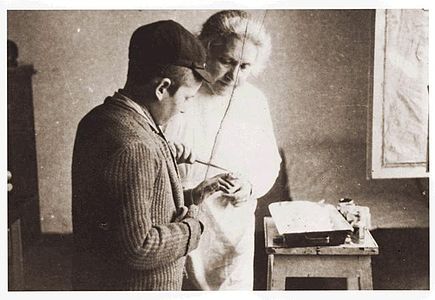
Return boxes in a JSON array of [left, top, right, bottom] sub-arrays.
[[264, 217, 379, 290]]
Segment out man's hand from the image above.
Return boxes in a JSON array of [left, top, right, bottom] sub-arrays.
[[168, 141, 196, 164], [191, 173, 236, 205], [222, 176, 252, 207], [173, 205, 204, 233]]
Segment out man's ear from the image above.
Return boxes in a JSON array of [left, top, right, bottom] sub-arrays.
[[155, 78, 172, 101]]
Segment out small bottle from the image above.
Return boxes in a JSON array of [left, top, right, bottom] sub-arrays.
[[338, 198, 361, 243], [350, 211, 362, 244], [356, 206, 371, 243], [344, 234, 352, 244]]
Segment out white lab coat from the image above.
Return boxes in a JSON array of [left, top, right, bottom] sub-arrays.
[[165, 82, 281, 290]]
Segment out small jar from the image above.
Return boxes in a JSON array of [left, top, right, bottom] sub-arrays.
[[337, 197, 355, 215]]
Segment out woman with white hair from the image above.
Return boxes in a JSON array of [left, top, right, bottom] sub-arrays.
[[165, 10, 281, 290]]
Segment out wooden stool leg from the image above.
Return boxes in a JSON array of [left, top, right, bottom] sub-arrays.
[[267, 254, 273, 290], [359, 257, 374, 290], [270, 255, 286, 290], [359, 273, 373, 290], [346, 277, 360, 290]]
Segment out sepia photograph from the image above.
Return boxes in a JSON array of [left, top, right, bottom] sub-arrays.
[[3, 0, 431, 297]]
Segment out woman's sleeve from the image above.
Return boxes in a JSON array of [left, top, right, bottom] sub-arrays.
[[248, 95, 281, 198]]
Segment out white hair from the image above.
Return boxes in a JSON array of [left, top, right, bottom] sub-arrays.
[[198, 10, 272, 76]]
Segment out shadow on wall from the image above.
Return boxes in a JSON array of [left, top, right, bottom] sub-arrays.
[[254, 148, 292, 290]]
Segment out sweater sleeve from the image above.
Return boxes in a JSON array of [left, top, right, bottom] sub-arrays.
[[105, 142, 201, 271], [182, 189, 195, 206]]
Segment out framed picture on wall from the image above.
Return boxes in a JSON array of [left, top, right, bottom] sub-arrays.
[[369, 9, 429, 179]]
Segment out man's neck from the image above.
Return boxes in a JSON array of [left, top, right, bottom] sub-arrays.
[[120, 88, 144, 105], [119, 88, 162, 126]]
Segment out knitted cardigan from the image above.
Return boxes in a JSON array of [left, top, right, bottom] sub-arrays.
[[71, 93, 202, 290]]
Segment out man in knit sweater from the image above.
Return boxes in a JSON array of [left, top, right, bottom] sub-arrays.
[[71, 20, 235, 291]]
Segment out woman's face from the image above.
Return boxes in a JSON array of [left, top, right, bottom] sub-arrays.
[[206, 37, 258, 96]]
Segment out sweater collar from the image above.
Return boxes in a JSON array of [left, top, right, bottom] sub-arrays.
[[111, 90, 160, 134]]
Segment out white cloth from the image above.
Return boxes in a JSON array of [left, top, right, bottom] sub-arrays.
[[164, 82, 281, 290]]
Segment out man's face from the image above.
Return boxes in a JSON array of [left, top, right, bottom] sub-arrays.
[[206, 37, 258, 96], [160, 73, 202, 125]]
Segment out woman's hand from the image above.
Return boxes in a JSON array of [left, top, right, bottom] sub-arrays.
[[222, 177, 253, 207], [191, 173, 236, 205]]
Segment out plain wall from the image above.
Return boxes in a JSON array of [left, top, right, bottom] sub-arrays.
[[7, 10, 428, 234]]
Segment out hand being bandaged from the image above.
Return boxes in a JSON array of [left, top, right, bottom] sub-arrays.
[[221, 174, 253, 207]]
